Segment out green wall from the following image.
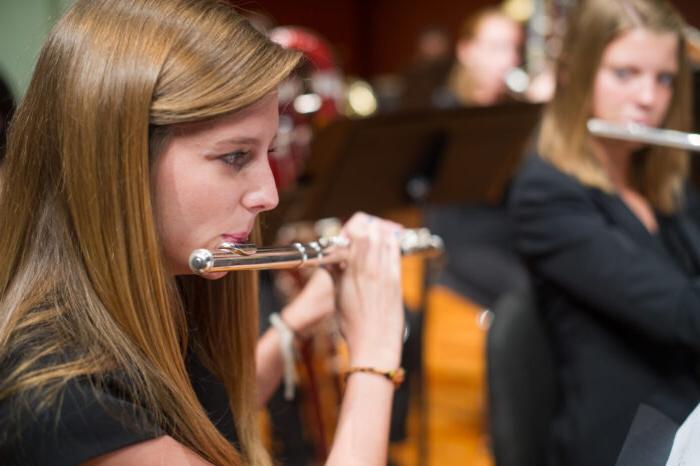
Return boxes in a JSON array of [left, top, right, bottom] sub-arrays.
[[0, 0, 74, 100]]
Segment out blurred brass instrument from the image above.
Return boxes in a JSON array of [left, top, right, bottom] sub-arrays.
[[587, 118, 700, 152], [189, 228, 444, 274]]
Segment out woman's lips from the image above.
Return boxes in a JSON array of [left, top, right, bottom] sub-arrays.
[[222, 233, 249, 244], [626, 117, 655, 127]]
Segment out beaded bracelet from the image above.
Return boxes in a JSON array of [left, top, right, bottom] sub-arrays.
[[344, 366, 406, 388], [269, 312, 297, 400]]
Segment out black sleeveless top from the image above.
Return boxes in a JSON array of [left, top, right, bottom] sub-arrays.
[[0, 351, 238, 465]]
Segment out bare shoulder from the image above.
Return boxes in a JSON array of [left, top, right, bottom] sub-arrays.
[[81, 435, 213, 465]]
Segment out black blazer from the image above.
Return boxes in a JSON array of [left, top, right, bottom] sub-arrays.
[[508, 155, 700, 466]]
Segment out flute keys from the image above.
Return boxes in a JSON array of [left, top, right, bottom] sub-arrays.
[[318, 236, 350, 249], [400, 228, 444, 257]]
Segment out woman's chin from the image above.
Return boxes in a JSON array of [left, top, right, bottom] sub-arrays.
[[172, 266, 227, 280], [201, 271, 228, 280]]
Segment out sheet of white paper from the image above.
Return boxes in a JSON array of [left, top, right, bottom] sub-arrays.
[[666, 403, 700, 465]]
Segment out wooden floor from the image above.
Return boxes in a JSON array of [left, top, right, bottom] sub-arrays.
[[388, 208, 494, 466], [390, 285, 493, 466]]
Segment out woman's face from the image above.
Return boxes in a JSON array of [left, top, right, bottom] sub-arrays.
[[592, 28, 678, 130], [458, 14, 522, 104], [152, 92, 280, 278]]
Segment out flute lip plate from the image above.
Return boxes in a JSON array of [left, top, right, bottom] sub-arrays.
[[217, 242, 258, 256]]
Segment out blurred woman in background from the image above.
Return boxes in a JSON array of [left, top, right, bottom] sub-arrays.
[[509, 0, 700, 464]]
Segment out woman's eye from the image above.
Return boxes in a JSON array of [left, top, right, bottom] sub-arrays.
[[657, 72, 675, 88], [612, 67, 633, 80], [220, 150, 251, 170], [267, 147, 277, 155]]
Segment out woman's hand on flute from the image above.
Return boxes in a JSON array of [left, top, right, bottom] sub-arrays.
[[325, 212, 405, 466], [335, 212, 405, 370]]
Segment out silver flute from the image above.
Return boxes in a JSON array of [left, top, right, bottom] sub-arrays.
[[587, 118, 700, 152], [189, 228, 444, 274]]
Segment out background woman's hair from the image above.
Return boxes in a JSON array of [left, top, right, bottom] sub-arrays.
[[447, 6, 521, 106], [457, 5, 509, 42], [0, 0, 300, 464], [538, 0, 691, 214]]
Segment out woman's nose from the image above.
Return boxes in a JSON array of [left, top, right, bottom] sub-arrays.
[[243, 157, 279, 213], [635, 74, 658, 107]]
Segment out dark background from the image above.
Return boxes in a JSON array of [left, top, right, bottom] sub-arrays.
[[233, 0, 700, 78]]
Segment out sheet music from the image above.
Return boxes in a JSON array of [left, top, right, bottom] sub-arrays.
[[666, 403, 700, 465]]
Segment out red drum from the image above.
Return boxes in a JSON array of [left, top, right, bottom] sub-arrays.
[[269, 27, 345, 191]]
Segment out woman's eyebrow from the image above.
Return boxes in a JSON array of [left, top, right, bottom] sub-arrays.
[[212, 137, 260, 148]]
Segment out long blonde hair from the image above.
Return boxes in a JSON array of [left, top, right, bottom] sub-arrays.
[[539, 0, 691, 214], [0, 0, 300, 464]]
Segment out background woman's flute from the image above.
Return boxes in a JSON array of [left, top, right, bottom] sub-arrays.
[[587, 118, 700, 152], [189, 228, 444, 274]]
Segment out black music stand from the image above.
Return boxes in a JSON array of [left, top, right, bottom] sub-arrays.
[[285, 102, 542, 222], [262, 102, 542, 242]]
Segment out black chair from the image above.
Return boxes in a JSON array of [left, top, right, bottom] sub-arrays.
[[423, 204, 530, 308], [486, 288, 558, 466]]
